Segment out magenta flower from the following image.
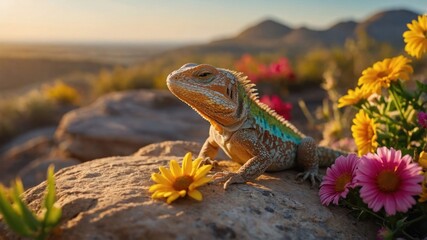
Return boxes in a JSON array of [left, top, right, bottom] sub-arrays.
[[418, 111, 427, 128], [319, 154, 359, 206], [268, 57, 296, 81], [260, 95, 292, 120], [355, 147, 423, 215], [235, 55, 296, 83]]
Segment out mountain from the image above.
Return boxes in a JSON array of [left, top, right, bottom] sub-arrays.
[[355, 9, 419, 47], [232, 9, 417, 49], [149, 9, 420, 65], [236, 19, 293, 40]]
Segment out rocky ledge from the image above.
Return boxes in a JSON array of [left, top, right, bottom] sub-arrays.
[[0, 141, 375, 240], [55, 90, 209, 161]]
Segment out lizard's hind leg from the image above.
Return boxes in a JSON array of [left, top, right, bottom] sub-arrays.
[[296, 137, 323, 186]]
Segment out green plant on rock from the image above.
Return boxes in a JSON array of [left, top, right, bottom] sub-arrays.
[[0, 165, 62, 240]]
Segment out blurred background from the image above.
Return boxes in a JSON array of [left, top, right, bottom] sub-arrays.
[[0, 0, 426, 187]]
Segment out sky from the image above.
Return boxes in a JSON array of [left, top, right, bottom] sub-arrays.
[[0, 0, 426, 44]]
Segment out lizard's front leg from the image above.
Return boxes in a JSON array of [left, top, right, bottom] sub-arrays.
[[213, 129, 271, 189], [296, 137, 323, 186], [198, 136, 219, 166]]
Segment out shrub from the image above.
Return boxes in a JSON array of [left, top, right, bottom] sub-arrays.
[[0, 90, 58, 145], [42, 81, 80, 106], [92, 66, 154, 96]]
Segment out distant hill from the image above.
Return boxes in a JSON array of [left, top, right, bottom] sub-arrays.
[[355, 9, 419, 47], [156, 9, 420, 60], [236, 19, 293, 40]]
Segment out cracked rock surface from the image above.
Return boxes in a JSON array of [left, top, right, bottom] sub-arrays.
[[0, 141, 376, 240]]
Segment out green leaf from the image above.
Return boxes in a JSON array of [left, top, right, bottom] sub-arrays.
[[40, 165, 62, 238], [44, 165, 56, 210], [10, 180, 40, 233], [416, 80, 427, 92], [0, 185, 33, 237], [44, 205, 62, 227], [411, 128, 425, 142], [13, 179, 24, 196]]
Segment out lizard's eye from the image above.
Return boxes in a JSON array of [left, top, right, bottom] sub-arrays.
[[195, 71, 215, 83], [198, 72, 212, 78]]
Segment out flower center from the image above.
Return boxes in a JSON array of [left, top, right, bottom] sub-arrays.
[[173, 175, 193, 191], [376, 71, 389, 79], [377, 170, 400, 192], [334, 173, 352, 192]]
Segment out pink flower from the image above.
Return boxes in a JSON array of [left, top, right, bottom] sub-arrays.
[[418, 111, 427, 128], [355, 147, 423, 215], [267, 58, 295, 81], [319, 154, 359, 205], [259, 95, 292, 120], [235, 55, 296, 83]]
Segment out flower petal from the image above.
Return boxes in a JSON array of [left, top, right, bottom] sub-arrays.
[[194, 165, 213, 181], [170, 160, 182, 177], [149, 183, 173, 193], [178, 190, 187, 197], [182, 152, 193, 175], [189, 177, 213, 190], [151, 173, 171, 185], [191, 157, 203, 175], [159, 166, 174, 183], [166, 192, 181, 204], [188, 189, 203, 201], [151, 191, 165, 199]]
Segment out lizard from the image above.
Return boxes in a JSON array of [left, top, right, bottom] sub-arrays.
[[166, 63, 346, 189]]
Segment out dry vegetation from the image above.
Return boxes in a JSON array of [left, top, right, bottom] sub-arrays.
[[0, 57, 111, 93], [0, 33, 426, 148]]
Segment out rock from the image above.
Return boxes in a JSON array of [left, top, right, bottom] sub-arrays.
[[134, 140, 228, 159], [0, 141, 376, 239], [55, 90, 209, 161], [17, 158, 80, 188], [0, 127, 56, 155], [0, 135, 54, 185], [134, 140, 202, 156]]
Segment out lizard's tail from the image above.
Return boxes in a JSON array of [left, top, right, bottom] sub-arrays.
[[317, 147, 348, 167]]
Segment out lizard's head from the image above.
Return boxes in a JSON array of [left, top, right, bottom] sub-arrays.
[[167, 63, 246, 129]]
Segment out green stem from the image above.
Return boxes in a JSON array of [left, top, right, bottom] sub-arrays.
[[403, 213, 427, 227], [389, 86, 409, 126], [343, 199, 385, 222]]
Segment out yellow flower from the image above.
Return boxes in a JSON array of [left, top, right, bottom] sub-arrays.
[[351, 110, 378, 156], [357, 56, 413, 94], [419, 151, 427, 169], [338, 87, 370, 108], [149, 152, 212, 204], [419, 172, 427, 203], [403, 15, 427, 59]]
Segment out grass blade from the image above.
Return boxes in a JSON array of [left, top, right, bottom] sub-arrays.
[[11, 180, 41, 232], [44, 165, 56, 210], [0, 185, 33, 237]]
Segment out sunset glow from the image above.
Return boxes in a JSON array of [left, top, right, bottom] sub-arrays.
[[1, 0, 425, 43]]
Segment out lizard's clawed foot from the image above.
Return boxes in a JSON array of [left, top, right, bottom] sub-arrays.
[[213, 171, 246, 190], [296, 169, 323, 188], [201, 157, 219, 168]]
